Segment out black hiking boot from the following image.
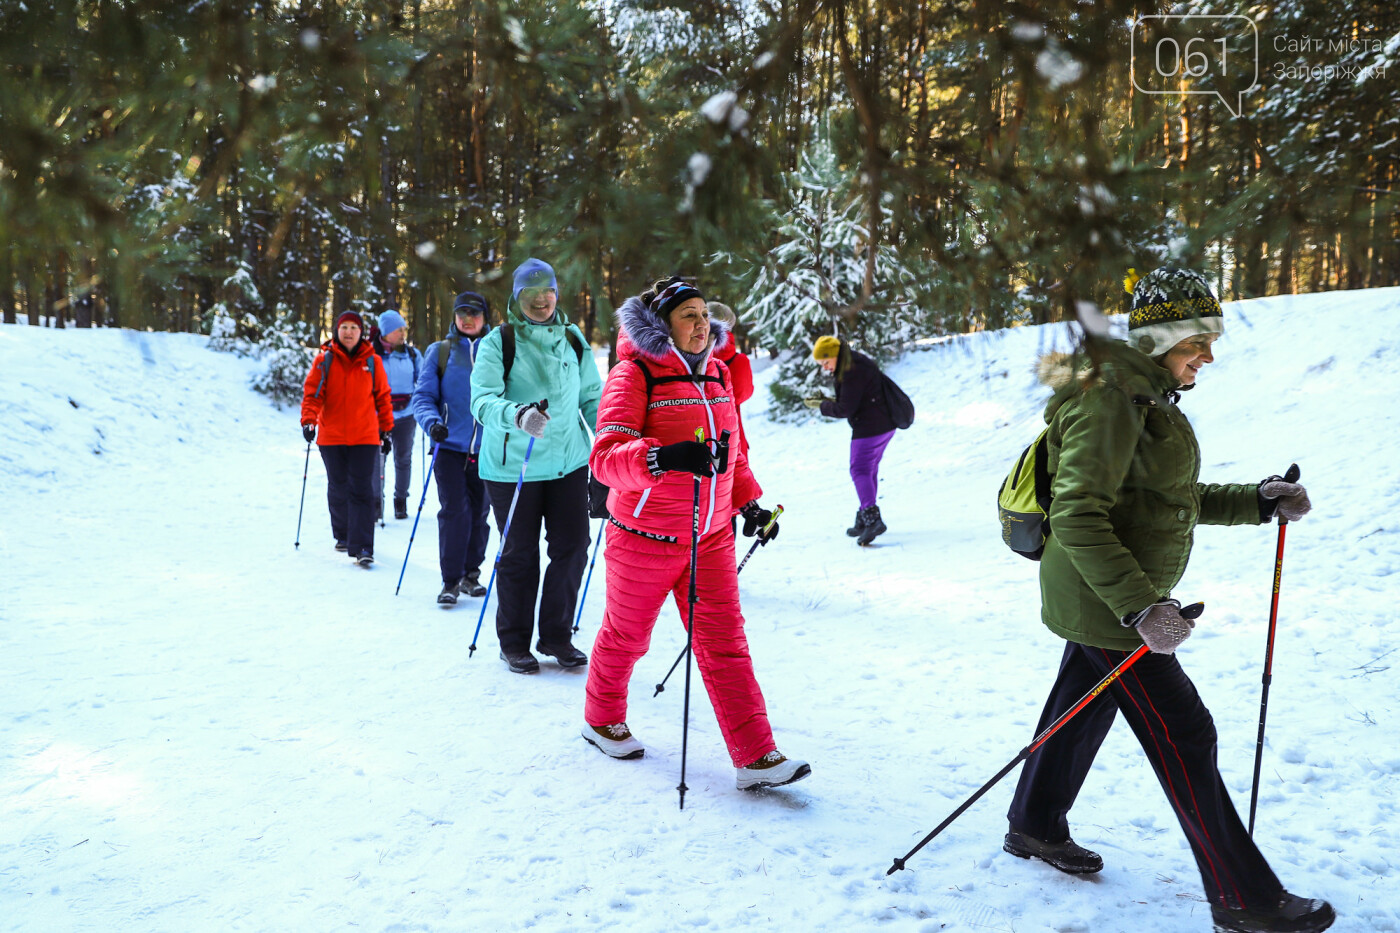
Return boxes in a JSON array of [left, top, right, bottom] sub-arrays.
[[856, 506, 886, 546], [394, 497, 408, 520], [437, 579, 460, 605], [538, 641, 588, 669], [461, 570, 487, 598], [846, 509, 866, 537], [499, 649, 540, 674], [335, 540, 348, 552], [1003, 830, 1103, 875], [354, 552, 374, 568], [1210, 893, 1335, 933]]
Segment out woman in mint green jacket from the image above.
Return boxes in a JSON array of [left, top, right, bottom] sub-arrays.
[[1004, 268, 1332, 933], [469, 258, 603, 674]]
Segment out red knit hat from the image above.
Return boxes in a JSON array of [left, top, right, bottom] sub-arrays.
[[335, 310, 365, 331]]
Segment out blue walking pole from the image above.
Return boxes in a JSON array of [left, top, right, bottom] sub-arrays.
[[469, 400, 548, 657], [395, 442, 443, 596], [572, 518, 606, 634]]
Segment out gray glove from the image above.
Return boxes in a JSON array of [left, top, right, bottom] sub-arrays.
[[1260, 478, 1311, 522], [514, 401, 550, 439], [1122, 598, 1195, 654]]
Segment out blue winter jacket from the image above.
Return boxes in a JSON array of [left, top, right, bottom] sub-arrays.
[[469, 311, 602, 483], [411, 325, 491, 455], [381, 344, 423, 422]]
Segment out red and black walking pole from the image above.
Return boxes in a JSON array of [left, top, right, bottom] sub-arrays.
[[1248, 463, 1300, 837], [886, 602, 1205, 875]]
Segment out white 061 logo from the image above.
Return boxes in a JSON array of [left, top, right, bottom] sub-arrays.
[[1131, 15, 1260, 118]]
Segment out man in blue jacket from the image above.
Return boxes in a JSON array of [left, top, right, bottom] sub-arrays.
[[411, 292, 494, 605], [470, 258, 602, 673]]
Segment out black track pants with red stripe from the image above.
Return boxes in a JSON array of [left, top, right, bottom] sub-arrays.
[[1006, 641, 1284, 912]]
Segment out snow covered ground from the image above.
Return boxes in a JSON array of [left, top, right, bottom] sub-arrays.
[[2, 288, 1397, 932]]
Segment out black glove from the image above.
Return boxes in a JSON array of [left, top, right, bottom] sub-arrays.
[[381, 433, 392, 454], [302, 424, 316, 443], [429, 422, 449, 443], [653, 441, 714, 477], [740, 502, 780, 542]]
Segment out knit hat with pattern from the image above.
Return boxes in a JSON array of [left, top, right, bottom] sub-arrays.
[[1125, 267, 1224, 356]]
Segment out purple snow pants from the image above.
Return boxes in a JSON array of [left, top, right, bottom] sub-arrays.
[[849, 430, 895, 510]]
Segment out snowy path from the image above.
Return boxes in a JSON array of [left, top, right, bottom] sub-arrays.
[[2, 291, 1397, 931]]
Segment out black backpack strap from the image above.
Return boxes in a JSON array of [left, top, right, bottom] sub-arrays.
[[501, 323, 515, 384], [565, 327, 586, 364], [437, 334, 454, 378]]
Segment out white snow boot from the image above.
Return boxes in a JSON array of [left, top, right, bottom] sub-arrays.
[[736, 750, 811, 790], [582, 723, 645, 760]]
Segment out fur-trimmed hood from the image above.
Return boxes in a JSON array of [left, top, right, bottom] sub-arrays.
[[615, 294, 733, 367]]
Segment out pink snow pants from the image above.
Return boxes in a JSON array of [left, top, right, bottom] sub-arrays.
[[584, 521, 775, 768]]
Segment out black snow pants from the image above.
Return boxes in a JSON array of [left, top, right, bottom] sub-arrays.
[[1007, 641, 1285, 912], [433, 447, 491, 585], [484, 466, 590, 655], [320, 444, 378, 558]]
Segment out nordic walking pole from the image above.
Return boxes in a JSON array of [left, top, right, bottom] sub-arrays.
[[736, 505, 783, 574], [469, 400, 548, 657], [886, 602, 1206, 874], [1248, 463, 1300, 836], [294, 440, 313, 549], [395, 442, 443, 595], [678, 464, 702, 810], [378, 450, 387, 528], [573, 518, 606, 634], [655, 501, 780, 696]]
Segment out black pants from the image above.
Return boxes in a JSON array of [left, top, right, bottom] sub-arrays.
[[320, 444, 378, 557], [433, 447, 491, 585], [484, 466, 590, 654], [1007, 641, 1284, 912]]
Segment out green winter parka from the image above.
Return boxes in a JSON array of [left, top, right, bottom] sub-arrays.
[[469, 309, 602, 484], [1039, 339, 1262, 650]]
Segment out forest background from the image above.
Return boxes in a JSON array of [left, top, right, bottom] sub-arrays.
[[2, 0, 1396, 406]]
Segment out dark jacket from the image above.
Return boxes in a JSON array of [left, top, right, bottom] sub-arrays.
[[819, 343, 898, 439], [1038, 340, 1262, 649]]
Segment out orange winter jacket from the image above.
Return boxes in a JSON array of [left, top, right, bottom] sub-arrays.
[[300, 339, 394, 446]]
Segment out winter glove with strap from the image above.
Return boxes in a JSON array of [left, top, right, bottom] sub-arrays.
[[739, 501, 780, 543], [514, 401, 550, 439], [381, 433, 392, 454], [650, 441, 714, 477], [302, 424, 317, 443], [1121, 598, 1195, 655], [1259, 478, 1311, 523], [428, 422, 449, 443]]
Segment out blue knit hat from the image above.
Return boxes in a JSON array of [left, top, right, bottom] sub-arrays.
[[378, 309, 407, 336], [511, 258, 557, 311]]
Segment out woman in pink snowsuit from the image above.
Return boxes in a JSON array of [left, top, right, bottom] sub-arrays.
[[582, 278, 810, 791]]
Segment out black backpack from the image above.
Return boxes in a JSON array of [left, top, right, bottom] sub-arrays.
[[881, 372, 915, 430]]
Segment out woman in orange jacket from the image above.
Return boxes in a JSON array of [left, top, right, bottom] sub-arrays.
[[301, 311, 394, 565]]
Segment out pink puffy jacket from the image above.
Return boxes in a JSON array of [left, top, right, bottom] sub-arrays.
[[590, 296, 762, 540]]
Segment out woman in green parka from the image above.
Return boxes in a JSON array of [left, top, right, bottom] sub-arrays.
[[1003, 268, 1333, 933]]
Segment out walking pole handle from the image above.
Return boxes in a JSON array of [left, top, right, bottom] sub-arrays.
[[1277, 463, 1300, 527]]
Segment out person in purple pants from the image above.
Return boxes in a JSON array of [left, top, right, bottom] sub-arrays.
[[804, 335, 901, 545]]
